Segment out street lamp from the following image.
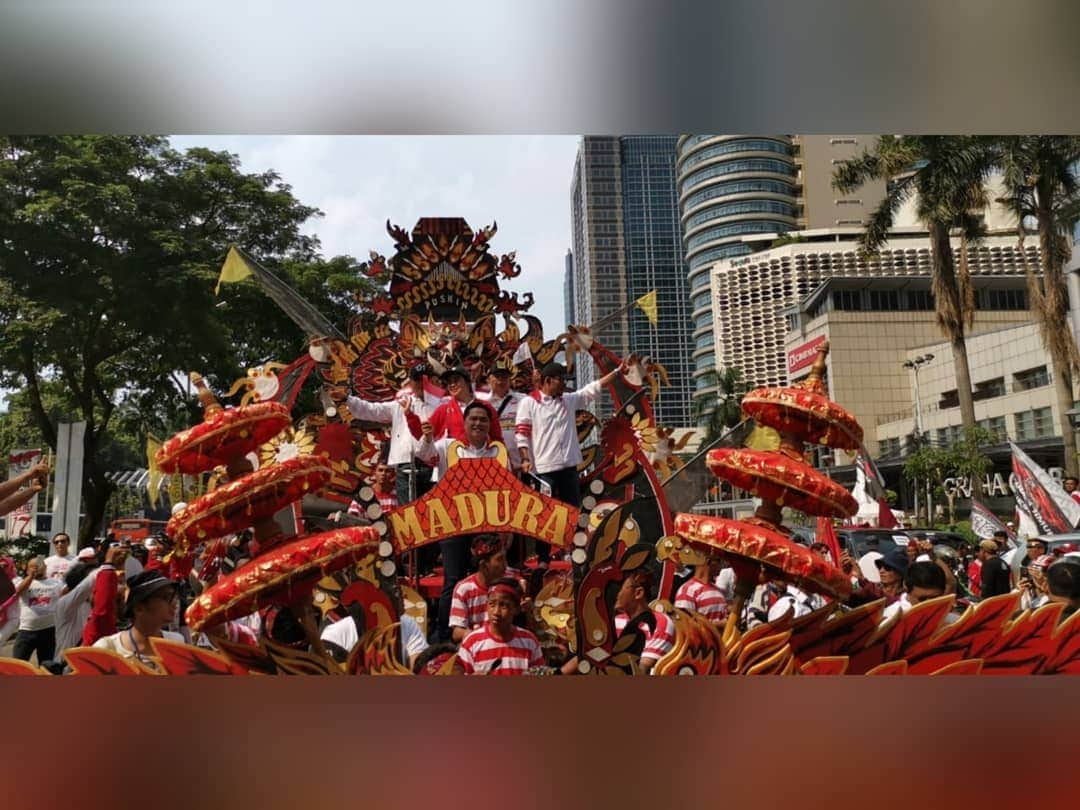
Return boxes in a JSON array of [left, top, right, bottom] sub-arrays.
[[903, 353, 934, 525]]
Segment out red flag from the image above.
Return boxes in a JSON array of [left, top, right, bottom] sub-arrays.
[[816, 516, 843, 567], [878, 498, 899, 528]]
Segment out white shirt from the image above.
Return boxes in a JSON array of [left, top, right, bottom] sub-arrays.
[[714, 567, 736, 602], [880, 592, 960, 627], [321, 614, 428, 665], [477, 390, 525, 469], [346, 389, 441, 466], [514, 379, 605, 474], [14, 576, 63, 631], [414, 436, 509, 479], [44, 553, 75, 582], [54, 565, 112, 653], [766, 585, 820, 623], [92, 629, 186, 670]]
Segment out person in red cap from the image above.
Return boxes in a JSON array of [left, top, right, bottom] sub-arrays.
[[449, 534, 510, 642], [457, 577, 543, 675]]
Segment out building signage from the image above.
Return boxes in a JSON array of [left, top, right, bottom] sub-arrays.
[[943, 468, 1064, 499], [787, 335, 828, 376]]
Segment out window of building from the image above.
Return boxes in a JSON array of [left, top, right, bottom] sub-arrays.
[[939, 390, 959, 409], [831, 290, 862, 311], [973, 377, 1006, 401], [868, 290, 901, 311], [1015, 407, 1054, 440], [1014, 365, 1050, 391], [785, 313, 799, 331], [977, 416, 1008, 442], [935, 425, 964, 446], [906, 289, 934, 310], [829, 138, 858, 145], [986, 288, 1028, 310], [835, 199, 863, 205], [878, 437, 902, 459]]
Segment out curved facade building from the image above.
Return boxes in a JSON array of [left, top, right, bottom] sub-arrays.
[[676, 135, 799, 407]]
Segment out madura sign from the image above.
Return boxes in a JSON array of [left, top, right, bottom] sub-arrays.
[[943, 468, 1064, 499], [386, 456, 579, 551]]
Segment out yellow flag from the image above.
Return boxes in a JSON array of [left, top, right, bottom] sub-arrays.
[[635, 290, 658, 327], [146, 435, 163, 509], [215, 246, 254, 295]]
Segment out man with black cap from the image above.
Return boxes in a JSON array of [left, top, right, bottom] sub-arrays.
[[92, 570, 185, 671], [514, 358, 628, 565], [346, 362, 441, 507], [477, 361, 524, 471]]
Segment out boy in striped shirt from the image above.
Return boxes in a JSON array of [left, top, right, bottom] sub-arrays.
[[458, 578, 544, 675], [449, 534, 508, 642], [674, 554, 728, 623], [613, 569, 676, 673]]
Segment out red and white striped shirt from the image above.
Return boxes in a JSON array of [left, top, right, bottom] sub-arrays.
[[674, 578, 728, 622], [449, 574, 489, 631], [457, 625, 544, 675], [614, 609, 676, 663], [514, 379, 605, 474]]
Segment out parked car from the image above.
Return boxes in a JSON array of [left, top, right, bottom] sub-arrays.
[[837, 528, 911, 560]]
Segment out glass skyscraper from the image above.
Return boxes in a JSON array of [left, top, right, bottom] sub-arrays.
[[569, 136, 694, 427]]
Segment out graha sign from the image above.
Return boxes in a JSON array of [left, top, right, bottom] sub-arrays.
[[386, 455, 579, 551], [788, 335, 828, 376]]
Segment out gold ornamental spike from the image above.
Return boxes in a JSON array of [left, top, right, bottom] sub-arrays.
[[189, 372, 223, 417], [800, 341, 830, 393]]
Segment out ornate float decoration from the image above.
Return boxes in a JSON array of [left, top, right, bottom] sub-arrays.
[[9, 223, 1080, 676]]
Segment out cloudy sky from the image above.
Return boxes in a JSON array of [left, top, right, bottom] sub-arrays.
[[169, 136, 581, 331]]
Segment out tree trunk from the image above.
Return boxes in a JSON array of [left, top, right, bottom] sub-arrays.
[[80, 466, 115, 548], [950, 335, 982, 497], [1053, 356, 1078, 477]]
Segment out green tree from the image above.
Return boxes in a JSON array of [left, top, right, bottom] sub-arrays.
[[691, 367, 745, 443], [904, 426, 994, 525], [0, 136, 372, 544], [834, 136, 998, 494], [995, 136, 1080, 476]]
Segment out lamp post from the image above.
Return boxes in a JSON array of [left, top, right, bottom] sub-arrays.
[[903, 354, 934, 525]]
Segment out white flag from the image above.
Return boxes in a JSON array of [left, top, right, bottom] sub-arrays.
[[512, 342, 533, 366]]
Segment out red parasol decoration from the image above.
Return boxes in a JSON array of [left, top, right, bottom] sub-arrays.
[[155, 400, 292, 475], [185, 526, 381, 632], [674, 513, 851, 599], [741, 386, 862, 451], [166, 455, 332, 549], [706, 447, 858, 519]]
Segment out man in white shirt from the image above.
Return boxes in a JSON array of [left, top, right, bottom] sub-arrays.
[[53, 546, 125, 660], [515, 360, 627, 564], [477, 363, 525, 471], [346, 363, 441, 506], [12, 557, 63, 663], [44, 533, 76, 582]]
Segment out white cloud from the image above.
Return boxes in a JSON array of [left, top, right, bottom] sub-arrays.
[[169, 135, 580, 331]]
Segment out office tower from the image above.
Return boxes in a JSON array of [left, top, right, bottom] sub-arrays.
[[570, 136, 694, 426]]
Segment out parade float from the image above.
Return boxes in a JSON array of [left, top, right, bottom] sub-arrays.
[[4, 216, 1080, 676]]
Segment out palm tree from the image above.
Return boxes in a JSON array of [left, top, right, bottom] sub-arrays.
[[692, 367, 745, 442], [834, 136, 998, 494], [996, 136, 1080, 476]]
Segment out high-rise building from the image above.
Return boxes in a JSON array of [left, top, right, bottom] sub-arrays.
[[563, 249, 575, 332], [676, 135, 886, 415], [569, 136, 694, 426]]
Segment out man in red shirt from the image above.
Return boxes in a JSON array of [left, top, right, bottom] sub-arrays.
[[1063, 476, 1080, 505], [428, 366, 503, 445], [457, 577, 544, 675]]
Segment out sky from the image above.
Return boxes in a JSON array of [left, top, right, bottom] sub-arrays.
[[168, 135, 581, 333]]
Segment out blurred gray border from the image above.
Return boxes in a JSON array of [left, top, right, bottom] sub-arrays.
[[1, 0, 1078, 133]]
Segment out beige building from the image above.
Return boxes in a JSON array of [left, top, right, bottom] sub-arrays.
[[710, 230, 1040, 390], [877, 323, 1067, 455], [794, 135, 887, 230], [784, 276, 1038, 462]]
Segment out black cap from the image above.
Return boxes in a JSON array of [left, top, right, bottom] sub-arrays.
[[124, 570, 178, 617], [443, 365, 470, 382], [540, 362, 568, 379], [408, 363, 429, 381]]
